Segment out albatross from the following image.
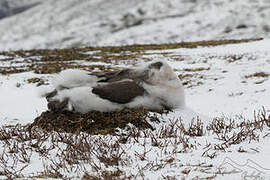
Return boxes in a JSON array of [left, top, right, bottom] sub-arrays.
[[44, 60, 185, 113]]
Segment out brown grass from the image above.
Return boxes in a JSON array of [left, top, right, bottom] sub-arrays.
[[0, 38, 262, 75], [30, 108, 162, 135], [244, 72, 270, 78]]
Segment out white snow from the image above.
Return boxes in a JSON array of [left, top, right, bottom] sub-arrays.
[[0, 39, 270, 179], [0, 72, 47, 126], [165, 40, 270, 118]]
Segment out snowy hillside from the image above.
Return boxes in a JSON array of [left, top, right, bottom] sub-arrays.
[[0, 0, 270, 50], [0, 0, 40, 19], [0, 39, 269, 179]]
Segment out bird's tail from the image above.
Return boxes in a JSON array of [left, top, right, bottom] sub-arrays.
[[37, 86, 55, 98]]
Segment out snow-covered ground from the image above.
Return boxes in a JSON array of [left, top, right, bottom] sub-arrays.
[[0, 39, 269, 179], [1, 0, 270, 50]]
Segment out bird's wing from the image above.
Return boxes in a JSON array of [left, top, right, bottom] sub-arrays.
[[90, 69, 133, 83], [92, 80, 146, 104]]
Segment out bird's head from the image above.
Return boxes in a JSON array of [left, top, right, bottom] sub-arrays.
[[146, 60, 180, 86]]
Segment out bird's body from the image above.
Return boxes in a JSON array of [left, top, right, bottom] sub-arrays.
[[45, 60, 185, 113]]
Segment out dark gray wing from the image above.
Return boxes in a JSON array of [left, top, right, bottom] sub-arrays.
[[92, 80, 147, 104], [90, 68, 149, 83], [90, 69, 132, 82]]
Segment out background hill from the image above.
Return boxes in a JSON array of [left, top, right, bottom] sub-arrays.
[[0, 0, 270, 50]]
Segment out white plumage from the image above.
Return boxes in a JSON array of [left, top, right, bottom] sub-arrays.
[[52, 69, 98, 90], [45, 60, 185, 113]]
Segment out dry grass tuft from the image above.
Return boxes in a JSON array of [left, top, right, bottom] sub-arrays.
[[183, 67, 210, 72], [206, 107, 270, 150], [244, 72, 270, 79]]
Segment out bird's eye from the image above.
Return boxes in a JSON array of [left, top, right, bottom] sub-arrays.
[[149, 62, 163, 70]]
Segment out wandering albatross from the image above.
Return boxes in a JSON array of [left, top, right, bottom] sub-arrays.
[[45, 60, 185, 113]]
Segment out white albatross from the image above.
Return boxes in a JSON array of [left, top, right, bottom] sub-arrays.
[[44, 60, 185, 113]]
